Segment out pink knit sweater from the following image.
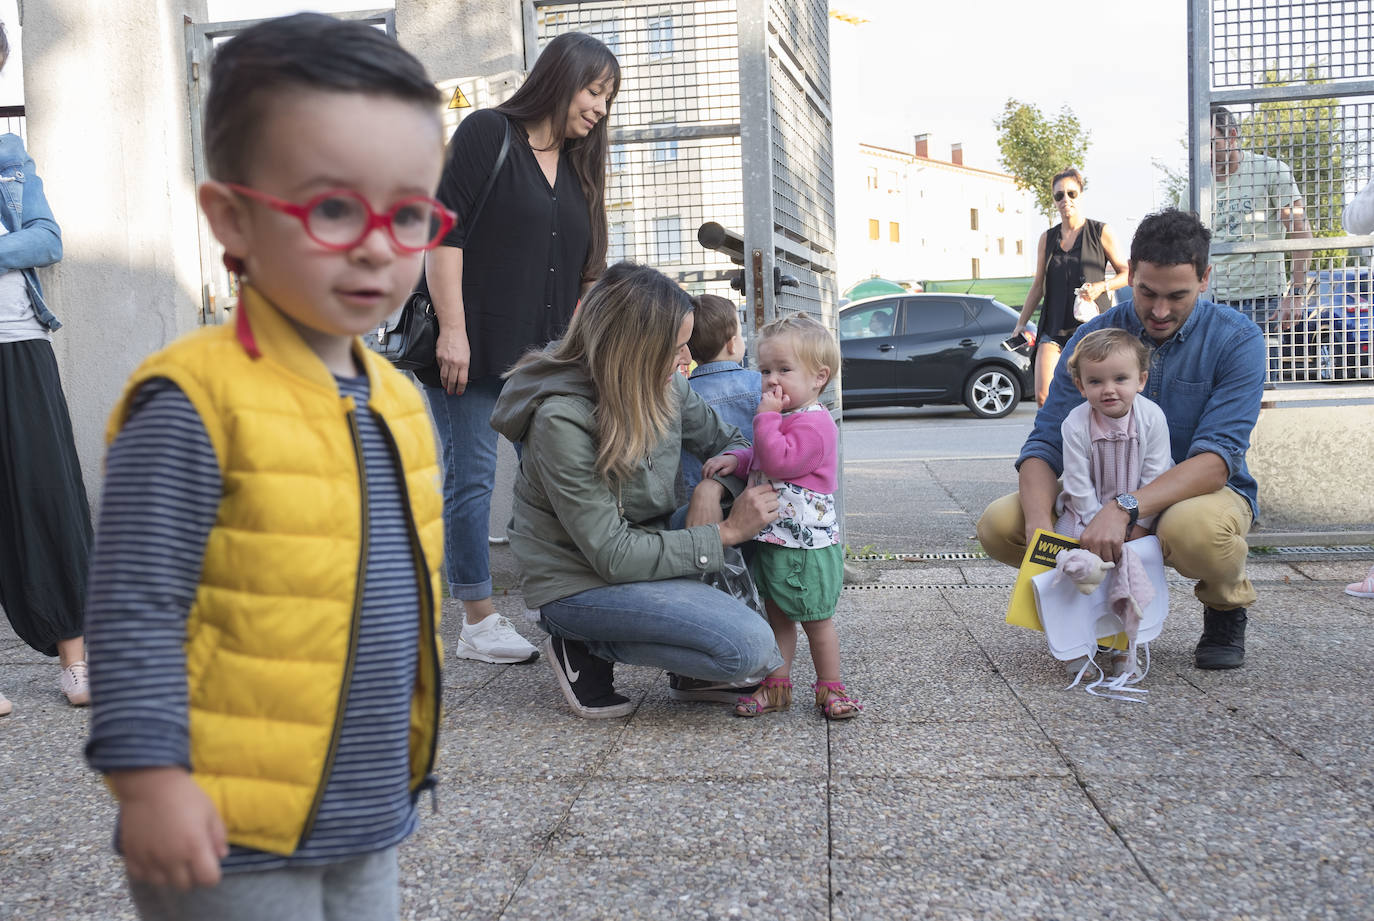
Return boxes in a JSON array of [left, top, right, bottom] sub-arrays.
[[726, 405, 838, 492]]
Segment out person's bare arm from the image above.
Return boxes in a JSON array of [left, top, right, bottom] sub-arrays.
[[1015, 232, 1049, 334], [425, 246, 470, 394], [1093, 224, 1132, 299], [684, 478, 779, 546], [1078, 452, 1229, 563], [1017, 456, 1060, 546], [1277, 196, 1314, 329], [109, 767, 228, 891]]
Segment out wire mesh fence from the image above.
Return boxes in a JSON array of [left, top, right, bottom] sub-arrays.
[[1195, 0, 1374, 384], [534, 0, 745, 305], [532, 0, 837, 323]]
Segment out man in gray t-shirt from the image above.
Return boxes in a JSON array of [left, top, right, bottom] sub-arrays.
[[1204, 106, 1314, 334]]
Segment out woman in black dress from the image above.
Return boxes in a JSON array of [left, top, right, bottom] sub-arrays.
[[1014, 168, 1130, 406], [421, 32, 619, 664]]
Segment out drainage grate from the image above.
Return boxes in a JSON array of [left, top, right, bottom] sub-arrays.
[[1265, 545, 1373, 556], [846, 546, 1374, 563], [844, 578, 1197, 592], [847, 551, 988, 562]]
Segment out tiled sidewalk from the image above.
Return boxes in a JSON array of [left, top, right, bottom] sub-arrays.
[[1, 557, 1371, 920]]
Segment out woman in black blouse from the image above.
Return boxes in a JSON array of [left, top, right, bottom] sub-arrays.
[[421, 32, 619, 663], [1014, 168, 1129, 406]]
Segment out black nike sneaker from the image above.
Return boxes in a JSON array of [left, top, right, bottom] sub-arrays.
[[543, 636, 633, 719]]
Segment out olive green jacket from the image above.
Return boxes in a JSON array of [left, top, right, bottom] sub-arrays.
[[491, 352, 749, 608]]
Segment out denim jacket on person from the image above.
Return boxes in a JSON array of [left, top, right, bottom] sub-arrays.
[[681, 361, 762, 493], [0, 133, 64, 331], [1017, 297, 1265, 520]]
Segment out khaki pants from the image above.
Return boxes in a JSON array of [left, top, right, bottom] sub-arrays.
[[976, 487, 1256, 610]]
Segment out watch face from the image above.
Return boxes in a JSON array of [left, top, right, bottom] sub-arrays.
[[1117, 494, 1139, 511]]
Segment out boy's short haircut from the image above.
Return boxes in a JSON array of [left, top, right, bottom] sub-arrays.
[[759, 313, 840, 379], [204, 13, 441, 183], [1067, 328, 1151, 380], [687, 294, 741, 363], [1129, 208, 1212, 281]]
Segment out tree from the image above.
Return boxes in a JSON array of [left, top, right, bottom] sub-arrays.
[[1152, 137, 1188, 209], [994, 99, 1091, 220]]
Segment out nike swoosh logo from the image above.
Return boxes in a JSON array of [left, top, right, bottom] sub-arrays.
[[560, 642, 580, 682]]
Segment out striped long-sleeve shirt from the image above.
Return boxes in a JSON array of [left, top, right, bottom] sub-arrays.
[[85, 374, 425, 870]]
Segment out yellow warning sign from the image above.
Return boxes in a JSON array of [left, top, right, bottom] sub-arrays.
[[448, 86, 471, 109]]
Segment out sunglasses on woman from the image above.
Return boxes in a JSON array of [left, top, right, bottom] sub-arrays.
[[226, 184, 457, 253], [1053, 189, 1080, 202]]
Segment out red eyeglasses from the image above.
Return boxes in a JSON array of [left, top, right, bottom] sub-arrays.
[[225, 184, 456, 253]]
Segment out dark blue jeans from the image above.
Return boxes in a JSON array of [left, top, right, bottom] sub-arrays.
[[423, 376, 505, 600]]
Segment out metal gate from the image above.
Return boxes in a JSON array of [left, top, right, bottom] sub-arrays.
[[526, 0, 838, 355], [184, 9, 397, 326], [1188, 0, 1374, 385]]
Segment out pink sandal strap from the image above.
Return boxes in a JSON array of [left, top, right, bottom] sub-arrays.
[[812, 681, 863, 717]]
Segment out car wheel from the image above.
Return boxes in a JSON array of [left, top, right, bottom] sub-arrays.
[[964, 365, 1021, 419]]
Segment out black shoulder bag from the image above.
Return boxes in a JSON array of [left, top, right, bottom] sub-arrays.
[[371, 116, 513, 370]]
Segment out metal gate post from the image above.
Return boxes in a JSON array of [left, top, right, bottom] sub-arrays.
[[736, 0, 777, 336]]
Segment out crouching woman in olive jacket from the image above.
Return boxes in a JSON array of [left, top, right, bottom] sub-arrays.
[[491, 263, 784, 719]]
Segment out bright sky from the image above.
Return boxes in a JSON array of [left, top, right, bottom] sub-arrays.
[[207, 0, 1187, 243], [830, 0, 1190, 243]]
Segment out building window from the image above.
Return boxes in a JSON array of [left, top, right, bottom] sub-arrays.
[[651, 140, 679, 162], [866, 167, 878, 190], [868, 219, 880, 240], [886, 170, 898, 192], [969, 208, 980, 231], [889, 222, 900, 243], [586, 21, 622, 57], [1016, 239, 1024, 256], [971, 258, 981, 279], [653, 216, 682, 264], [649, 15, 675, 58], [609, 221, 632, 263], [997, 237, 1005, 255]]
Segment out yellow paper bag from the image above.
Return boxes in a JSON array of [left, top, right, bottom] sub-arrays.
[[1005, 528, 1080, 631]]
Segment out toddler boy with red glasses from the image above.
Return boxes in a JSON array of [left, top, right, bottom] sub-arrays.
[[84, 14, 448, 919]]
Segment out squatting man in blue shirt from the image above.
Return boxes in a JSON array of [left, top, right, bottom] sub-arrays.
[[978, 208, 1265, 670]]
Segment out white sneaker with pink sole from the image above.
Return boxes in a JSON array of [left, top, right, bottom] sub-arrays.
[[1346, 565, 1374, 599]]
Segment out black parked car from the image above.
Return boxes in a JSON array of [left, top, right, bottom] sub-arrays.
[[838, 294, 1035, 419]]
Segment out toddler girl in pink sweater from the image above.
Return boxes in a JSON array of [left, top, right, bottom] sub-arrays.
[[702, 314, 859, 720]]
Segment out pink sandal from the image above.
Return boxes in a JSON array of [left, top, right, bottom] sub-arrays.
[[812, 681, 862, 720], [734, 676, 793, 717]]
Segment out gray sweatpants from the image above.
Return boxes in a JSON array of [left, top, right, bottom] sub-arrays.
[[128, 847, 398, 921]]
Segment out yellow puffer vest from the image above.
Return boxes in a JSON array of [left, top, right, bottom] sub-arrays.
[[105, 288, 444, 855]]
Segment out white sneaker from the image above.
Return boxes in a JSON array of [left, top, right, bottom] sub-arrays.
[[456, 614, 539, 664], [0, 691, 11, 716], [60, 661, 90, 706]]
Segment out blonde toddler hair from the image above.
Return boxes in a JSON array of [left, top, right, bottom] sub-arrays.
[[758, 313, 840, 384], [1066, 328, 1150, 384]]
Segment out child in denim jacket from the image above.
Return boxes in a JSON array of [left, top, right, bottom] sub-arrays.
[[680, 294, 761, 493]]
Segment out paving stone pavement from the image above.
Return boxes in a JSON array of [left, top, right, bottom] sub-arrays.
[[2, 555, 1371, 920]]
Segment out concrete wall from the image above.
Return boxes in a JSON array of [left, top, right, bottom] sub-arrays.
[[1248, 402, 1374, 528], [397, 0, 524, 84], [22, 0, 207, 507]]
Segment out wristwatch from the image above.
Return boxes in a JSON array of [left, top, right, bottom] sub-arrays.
[[1115, 494, 1140, 536]]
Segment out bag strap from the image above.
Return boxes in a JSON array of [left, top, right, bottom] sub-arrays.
[[464, 115, 513, 238]]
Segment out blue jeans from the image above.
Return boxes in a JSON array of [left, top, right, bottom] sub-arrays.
[[424, 376, 505, 600], [539, 578, 783, 681]]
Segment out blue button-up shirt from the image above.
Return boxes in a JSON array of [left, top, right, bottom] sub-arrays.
[[681, 360, 762, 493], [1017, 297, 1265, 519]]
